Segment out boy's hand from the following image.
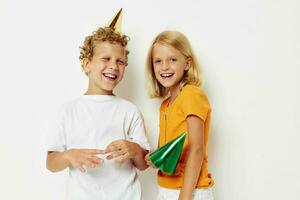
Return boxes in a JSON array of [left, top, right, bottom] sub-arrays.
[[105, 140, 140, 163], [144, 151, 157, 169], [64, 149, 106, 172]]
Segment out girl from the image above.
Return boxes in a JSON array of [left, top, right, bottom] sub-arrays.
[[145, 31, 214, 200]]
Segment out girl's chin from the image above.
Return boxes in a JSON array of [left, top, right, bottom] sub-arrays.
[[159, 79, 172, 86], [160, 81, 177, 88]]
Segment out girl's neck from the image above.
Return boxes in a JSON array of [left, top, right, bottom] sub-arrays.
[[168, 84, 181, 105]]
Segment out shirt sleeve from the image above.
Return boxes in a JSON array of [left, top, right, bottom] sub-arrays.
[[127, 111, 150, 151], [45, 107, 67, 152], [181, 86, 211, 121]]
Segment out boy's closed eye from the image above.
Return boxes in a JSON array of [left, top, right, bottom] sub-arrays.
[[101, 57, 110, 62], [117, 59, 125, 65]]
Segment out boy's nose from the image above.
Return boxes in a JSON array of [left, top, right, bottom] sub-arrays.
[[108, 62, 118, 70]]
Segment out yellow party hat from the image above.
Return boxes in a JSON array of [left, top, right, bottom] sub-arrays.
[[107, 8, 123, 33]]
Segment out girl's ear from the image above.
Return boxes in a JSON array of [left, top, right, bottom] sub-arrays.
[[184, 57, 192, 71], [83, 58, 91, 74]]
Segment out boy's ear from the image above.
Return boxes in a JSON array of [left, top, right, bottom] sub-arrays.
[[184, 57, 192, 71], [83, 58, 91, 74]]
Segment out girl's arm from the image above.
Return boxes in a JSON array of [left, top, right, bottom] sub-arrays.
[[179, 115, 205, 200]]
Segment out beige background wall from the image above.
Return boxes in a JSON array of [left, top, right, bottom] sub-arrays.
[[0, 0, 299, 199]]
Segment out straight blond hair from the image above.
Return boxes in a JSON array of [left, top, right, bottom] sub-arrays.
[[146, 31, 202, 98]]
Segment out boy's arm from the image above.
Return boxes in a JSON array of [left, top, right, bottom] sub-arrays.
[[129, 142, 149, 170], [106, 110, 150, 170], [46, 149, 105, 173], [46, 151, 70, 172], [106, 140, 149, 170]]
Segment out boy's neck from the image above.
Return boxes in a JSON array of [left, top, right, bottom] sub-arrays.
[[85, 88, 114, 96]]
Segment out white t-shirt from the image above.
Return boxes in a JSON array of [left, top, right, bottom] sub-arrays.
[[46, 95, 150, 200]]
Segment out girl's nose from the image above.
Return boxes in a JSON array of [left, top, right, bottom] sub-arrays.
[[161, 62, 169, 70]]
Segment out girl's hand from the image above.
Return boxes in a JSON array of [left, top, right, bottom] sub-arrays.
[[64, 149, 106, 172], [144, 151, 157, 168]]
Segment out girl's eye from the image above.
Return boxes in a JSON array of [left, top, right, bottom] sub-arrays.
[[170, 58, 177, 62], [154, 60, 161, 64]]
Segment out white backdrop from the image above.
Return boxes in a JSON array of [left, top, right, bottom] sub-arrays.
[[0, 0, 299, 199]]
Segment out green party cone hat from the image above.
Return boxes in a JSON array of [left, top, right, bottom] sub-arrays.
[[150, 132, 186, 175]]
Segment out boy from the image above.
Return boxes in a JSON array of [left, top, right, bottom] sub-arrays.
[[46, 9, 149, 200]]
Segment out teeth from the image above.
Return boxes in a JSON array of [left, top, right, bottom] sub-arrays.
[[103, 73, 117, 79], [161, 73, 173, 78]]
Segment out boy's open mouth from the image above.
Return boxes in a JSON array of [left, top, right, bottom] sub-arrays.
[[103, 73, 118, 80]]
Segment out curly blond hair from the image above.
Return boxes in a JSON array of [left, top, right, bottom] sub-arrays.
[[79, 27, 130, 75]]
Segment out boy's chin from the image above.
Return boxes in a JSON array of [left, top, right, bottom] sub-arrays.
[[89, 80, 120, 94], [100, 86, 115, 94], [91, 85, 115, 95]]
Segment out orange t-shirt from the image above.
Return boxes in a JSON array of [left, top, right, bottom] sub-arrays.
[[158, 84, 214, 188]]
